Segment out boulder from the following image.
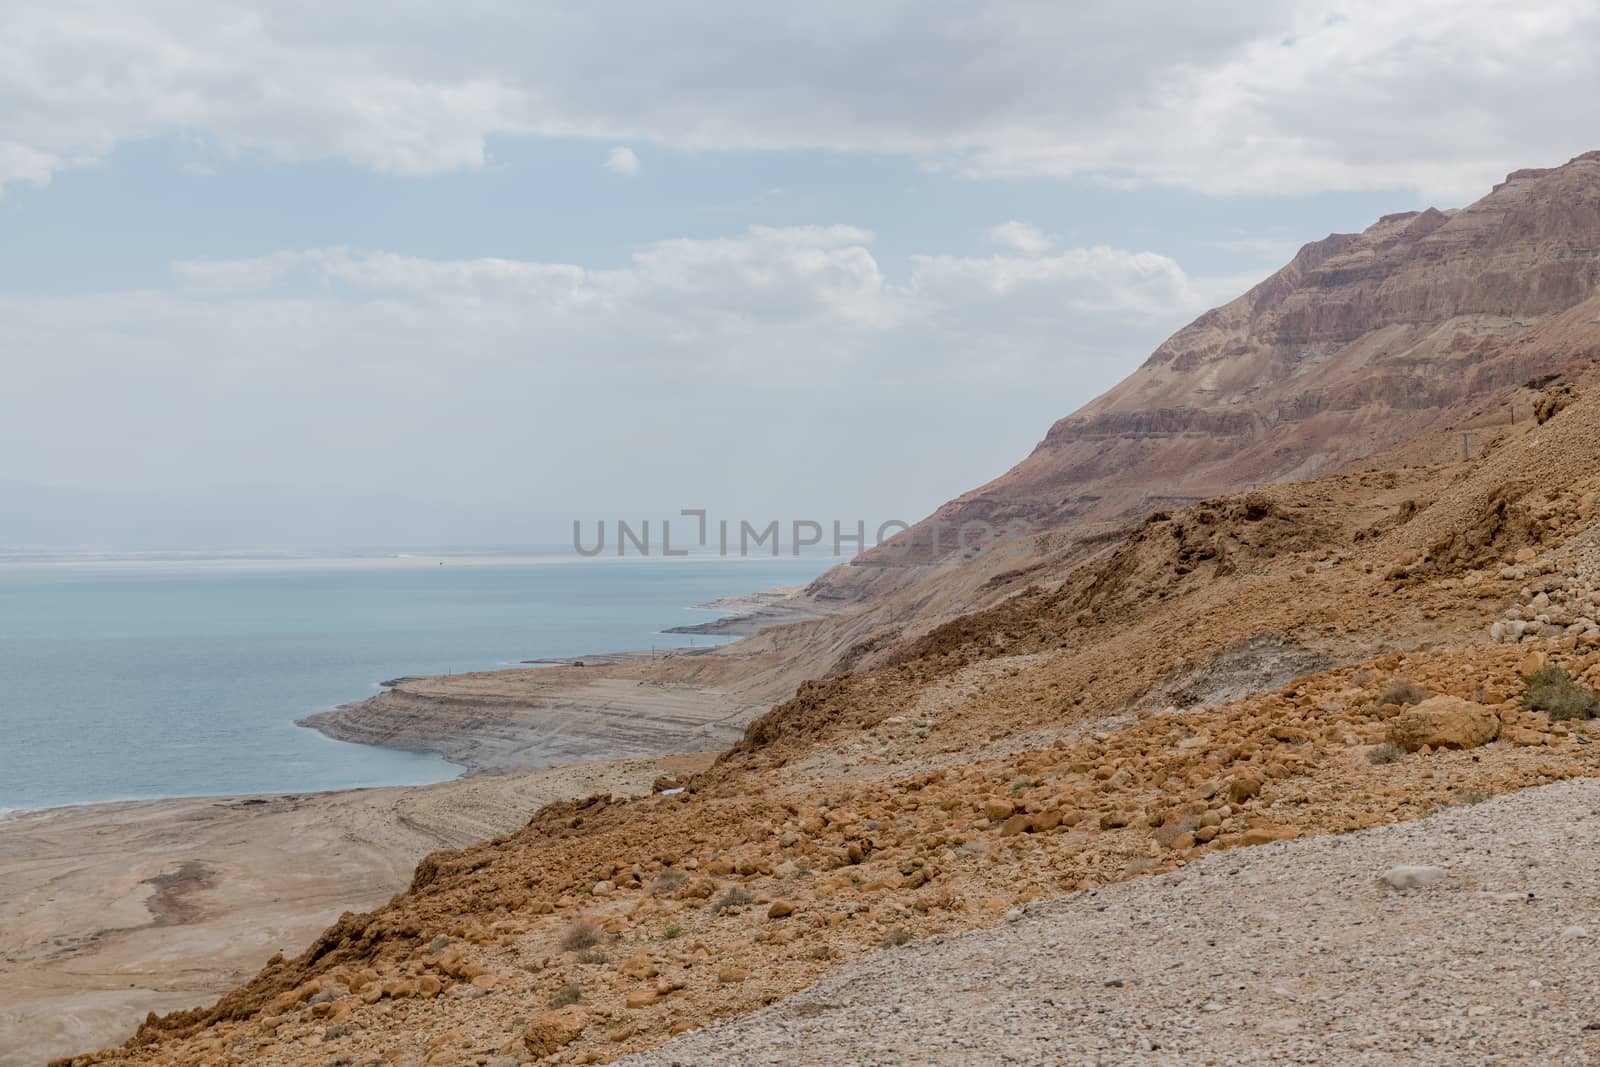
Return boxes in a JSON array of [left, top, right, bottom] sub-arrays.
[[983, 798, 1015, 821], [523, 1007, 588, 1057], [1388, 697, 1500, 752], [1227, 773, 1265, 805]]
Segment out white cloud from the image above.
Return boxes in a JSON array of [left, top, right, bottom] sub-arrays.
[[911, 246, 1203, 318], [985, 222, 1054, 256], [604, 145, 640, 177], [3, 225, 1232, 530], [2, 1, 1597, 199]]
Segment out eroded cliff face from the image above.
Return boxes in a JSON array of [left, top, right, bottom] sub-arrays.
[[809, 151, 1600, 604]]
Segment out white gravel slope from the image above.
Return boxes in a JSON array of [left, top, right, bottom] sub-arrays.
[[623, 779, 1600, 1066]]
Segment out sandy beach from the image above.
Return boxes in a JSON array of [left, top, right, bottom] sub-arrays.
[[0, 752, 713, 1067]]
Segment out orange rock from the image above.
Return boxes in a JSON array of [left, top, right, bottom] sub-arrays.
[[1227, 773, 1265, 805], [983, 798, 1015, 821], [523, 1007, 588, 1056], [1000, 814, 1032, 836], [1389, 697, 1501, 751]]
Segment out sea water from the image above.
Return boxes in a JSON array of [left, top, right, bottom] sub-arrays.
[[0, 553, 831, 811]]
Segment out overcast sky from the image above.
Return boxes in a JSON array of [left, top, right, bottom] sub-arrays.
[[3, 1, 1597, 550]]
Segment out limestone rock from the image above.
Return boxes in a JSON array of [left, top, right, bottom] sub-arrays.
[[1227, 774, 1265, 805], [1380, 865, 1445, 890], [523, 1007, 588, 1057], [1388, 697, 1500, 752], [983, 799, 1015, 822]]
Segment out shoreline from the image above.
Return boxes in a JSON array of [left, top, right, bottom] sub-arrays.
[[297, 664, 767, 775], [661, 584, 833, 636], [294, 583, 824, 775], [0, 581, 815, 1066], [1, 581, 816, 820]]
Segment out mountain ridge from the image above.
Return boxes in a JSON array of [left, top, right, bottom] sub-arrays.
[[806, 150, 1600, 606]]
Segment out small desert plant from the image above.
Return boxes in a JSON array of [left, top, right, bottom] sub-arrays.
[[662, 922, 683, 940], [559, 920, 603, 952], [1009, 779, 1038, 794], [1524, 667, 1600, 721], [710, 886, 754, 914], [576, 948, 608, 965], [1368, 742, 1405, 766], [1379, 679, 1427, 706], [1455, 789, 1490, 806], [882, 928, 913, 948], [651, 870, 688, 896], [323, 1023, 353, 1041], [547, 983, 583, 1008]]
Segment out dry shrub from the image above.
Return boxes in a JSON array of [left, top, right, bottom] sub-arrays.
[[1379, 679, 1426, 706], [559, 921, 602, 952], [1524, 667, 1600, 721]]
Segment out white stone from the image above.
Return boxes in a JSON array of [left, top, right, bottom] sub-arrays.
[[1380, 865, 1445, 890]]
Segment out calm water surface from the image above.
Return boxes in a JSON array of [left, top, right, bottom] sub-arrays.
[[0, 555, 830, 811]]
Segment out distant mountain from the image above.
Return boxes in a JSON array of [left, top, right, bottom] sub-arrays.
[[811, 150, 1600, 604]]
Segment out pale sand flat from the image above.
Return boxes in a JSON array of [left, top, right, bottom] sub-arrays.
[[0, 753, 712, 1067]]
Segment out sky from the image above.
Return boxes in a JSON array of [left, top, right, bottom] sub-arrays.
[[3, 0, 1598, 551]]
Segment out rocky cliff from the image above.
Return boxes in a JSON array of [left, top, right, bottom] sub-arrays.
[[809, 151, 1600, 604]]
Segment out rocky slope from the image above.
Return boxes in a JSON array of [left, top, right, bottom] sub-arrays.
[[58, 367, 1600, 1067], [623, 778, 1600, 1066], [807, 150, 1600, 607]]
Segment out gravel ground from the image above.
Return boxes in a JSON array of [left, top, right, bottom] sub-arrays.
[[623, 779, 1600, 1066]]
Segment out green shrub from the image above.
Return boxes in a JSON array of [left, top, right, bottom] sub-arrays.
[[1524, 667, 1600, 721], [663, 922, 683, 940]]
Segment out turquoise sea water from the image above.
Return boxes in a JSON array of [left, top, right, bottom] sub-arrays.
[[0, 554, 831, 812]]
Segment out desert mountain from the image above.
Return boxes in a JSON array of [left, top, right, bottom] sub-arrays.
[[809, 151, 1600, 606], [68, 355, 1600, 1067], [55, 154, 1600, 1067]]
